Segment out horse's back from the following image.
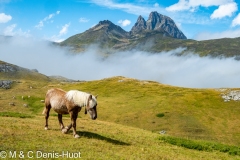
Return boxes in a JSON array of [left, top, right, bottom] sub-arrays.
[[45, 88, 68, 114]]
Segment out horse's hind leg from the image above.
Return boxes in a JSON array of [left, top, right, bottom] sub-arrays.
[[43, 104, 51, 130]]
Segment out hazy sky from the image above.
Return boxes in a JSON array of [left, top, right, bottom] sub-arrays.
[[0, 0, 240, 41]]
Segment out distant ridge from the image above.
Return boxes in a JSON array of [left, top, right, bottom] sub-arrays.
[[60, 11, 240, 59], [60, 11, 186, 51]]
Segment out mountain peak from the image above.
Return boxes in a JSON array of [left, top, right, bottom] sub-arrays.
[[98, 20, 113, 25], [92, 20, 126, 33], [146, 11, 187, 39], [130, 15, 147, 34]]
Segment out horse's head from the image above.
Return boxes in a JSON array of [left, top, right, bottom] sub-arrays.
[[85, 95, 97, 120]]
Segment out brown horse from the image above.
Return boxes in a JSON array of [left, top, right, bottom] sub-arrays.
[[42, 88, 97, 138]]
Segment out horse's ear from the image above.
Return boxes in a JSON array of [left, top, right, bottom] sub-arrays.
[[88, 95, 92, 100], [95, 95, 98, 99]]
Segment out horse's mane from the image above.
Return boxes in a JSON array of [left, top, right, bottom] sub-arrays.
[[65, 90, 90, 107]]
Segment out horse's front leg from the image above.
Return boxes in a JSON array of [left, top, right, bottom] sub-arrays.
[[69, 109, 79, 138], [58, 114, 65, 131], [62, 123, 72, 134]]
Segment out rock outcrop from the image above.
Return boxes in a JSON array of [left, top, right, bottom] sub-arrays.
[[0, 80, 12, 89], [221, 90, 240, 102], [130, 11, 187, 39], [0, 63, 18, 72]]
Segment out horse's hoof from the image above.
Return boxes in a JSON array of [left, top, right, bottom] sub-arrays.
[[44, 127, 48, 130], [74, 134, 80, 138], [62, 128, 68, 134]]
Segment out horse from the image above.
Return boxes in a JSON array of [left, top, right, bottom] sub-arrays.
[[42, 88, 97, 138]]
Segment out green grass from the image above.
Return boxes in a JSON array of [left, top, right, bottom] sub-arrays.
[[156, 113, 165, 118], [0, 112, 33, 118], [160, 136, 240, 156], [0, 76, 240, 159], [0, 116, 239, 160], [22, 96, 45, 114]]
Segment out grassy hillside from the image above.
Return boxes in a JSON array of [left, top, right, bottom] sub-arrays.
[[0, 60, 50, 81], [0, 77, 239, 159]]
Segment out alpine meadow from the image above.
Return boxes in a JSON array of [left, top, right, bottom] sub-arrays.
[[0, 6, 240, 160]]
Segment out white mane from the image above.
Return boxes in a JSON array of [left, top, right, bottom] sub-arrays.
[[65, 90, 97, 108], [65, 90, 89, 107]]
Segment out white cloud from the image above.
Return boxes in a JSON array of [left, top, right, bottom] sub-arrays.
[[194, 28, 240, 40], [117, 19, 131, 27], [231, 13, 240, 27], [90, 0, 166, 16], [59, 23, 70, 35], [166, 0, 189, 12], [35, 11, 60, 29], [3, 24, 31, 37], [3, 24, 16, 36], [166, 0, 234, 12], [79, 17, 89, 23], [166, 0, 238, 19], [47, 35, 65, 43], [45, 23, 70, 42], [0, 13, 12, 23], [35, 21, 44, 29], [210, 2, 237, 19], [154, 3, 159, 7], [188, 0, 232, 7]]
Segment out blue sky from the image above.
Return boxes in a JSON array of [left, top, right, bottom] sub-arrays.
[[1, 0, 240, 42]]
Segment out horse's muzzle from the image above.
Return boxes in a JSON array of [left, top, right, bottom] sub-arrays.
[[92, 116, 97, 120]]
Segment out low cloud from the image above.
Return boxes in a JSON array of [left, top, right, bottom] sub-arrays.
[[1, 37, 240, 88], [3, 24, 31, 37], [194, 28, 240, 40], [45, 23, 70, 42]]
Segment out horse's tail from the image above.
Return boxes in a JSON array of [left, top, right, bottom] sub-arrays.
[[42, 108, 47, 115], [42, 89, 51, 115]]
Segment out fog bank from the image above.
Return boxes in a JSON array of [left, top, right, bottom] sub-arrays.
[[0, 37, 240, 88]]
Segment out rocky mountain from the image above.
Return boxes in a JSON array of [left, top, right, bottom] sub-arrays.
[[61, 20, 130, 52], [0, 60, 50, 81], [60, 11, 240, 58], [131, 11, 186, 39], [61, 11, 186, 51]]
